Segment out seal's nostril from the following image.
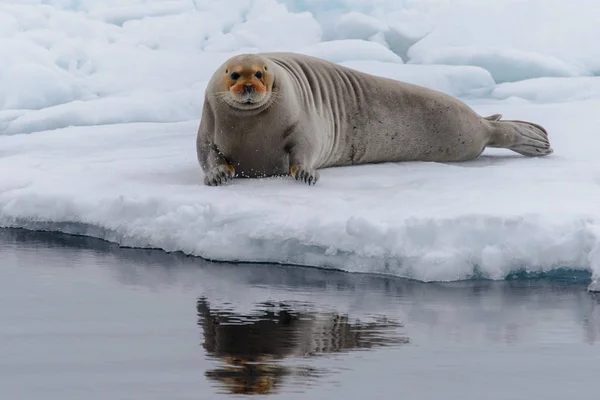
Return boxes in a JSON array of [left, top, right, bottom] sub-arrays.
[[244, 85, 253, 94]]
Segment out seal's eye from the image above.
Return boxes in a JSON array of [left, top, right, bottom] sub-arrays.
[[255, 71, 263, 79], [230, 72, 240, 80]]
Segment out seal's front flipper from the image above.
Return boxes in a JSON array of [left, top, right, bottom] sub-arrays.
[[289, 165, 319, 185], [487, 119, 553, 157], [204, 164, 235, 186], [286, 130, 320, 185]]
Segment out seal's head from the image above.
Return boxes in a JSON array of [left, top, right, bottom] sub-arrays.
[[216, 54, 274, 111]]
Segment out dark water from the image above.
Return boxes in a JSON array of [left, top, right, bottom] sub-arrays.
[[1, 228, 599, 399]]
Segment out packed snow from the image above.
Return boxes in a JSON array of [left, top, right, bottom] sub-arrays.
[[1, 0, 599, 290]]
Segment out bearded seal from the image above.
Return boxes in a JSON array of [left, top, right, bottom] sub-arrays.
[[196, 52, 552, 186]]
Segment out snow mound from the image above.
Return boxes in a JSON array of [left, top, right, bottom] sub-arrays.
[[202, 0, 322, 53], [0, 10, 18, 36], [88, 1, 195, 26], [408, 47, 588, 84], [0, 63, 93, 111], [299, 40, 403, 64], [279, 0, 447, 41], [335, 12, 388, 40], [408, 0, 600, 80], [491, 77, 600, 103], [0, 37, 93, 110], [0, 88, 203, 136]]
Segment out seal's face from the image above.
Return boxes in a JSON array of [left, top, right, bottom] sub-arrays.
[[218, 55, 274, 110]]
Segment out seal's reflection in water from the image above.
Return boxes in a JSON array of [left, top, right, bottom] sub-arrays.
[[197, 297, 409, 395]]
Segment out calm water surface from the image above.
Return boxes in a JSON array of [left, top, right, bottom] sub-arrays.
[[1, 228, 599, 399]]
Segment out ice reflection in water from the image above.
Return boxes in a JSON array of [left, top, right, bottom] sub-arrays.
[[197, 298, 409, 395]]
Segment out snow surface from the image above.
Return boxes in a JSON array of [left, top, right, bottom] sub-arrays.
[[1, 0, 600, 290]]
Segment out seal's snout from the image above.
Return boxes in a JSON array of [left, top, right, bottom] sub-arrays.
[[229, 79, 267, 106], [231, 82, 258, 97]]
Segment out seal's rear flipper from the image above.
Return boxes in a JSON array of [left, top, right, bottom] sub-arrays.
[[488, 119, 553, 157], [508, 119, 553, 157]]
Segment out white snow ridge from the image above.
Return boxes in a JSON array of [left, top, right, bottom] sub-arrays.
[[1, 0, 600, 291]]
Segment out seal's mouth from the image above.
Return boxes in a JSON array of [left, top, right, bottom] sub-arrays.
[[230, 92, 266, 108], [233, 96, 258, 105], [238, 92, 260, 104]]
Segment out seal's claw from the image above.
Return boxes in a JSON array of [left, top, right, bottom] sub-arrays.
[[204, 164, 235, 186], [290, 165, 319, 185]]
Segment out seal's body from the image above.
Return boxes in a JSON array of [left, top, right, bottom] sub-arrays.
[[197, 52, 552, 186]]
